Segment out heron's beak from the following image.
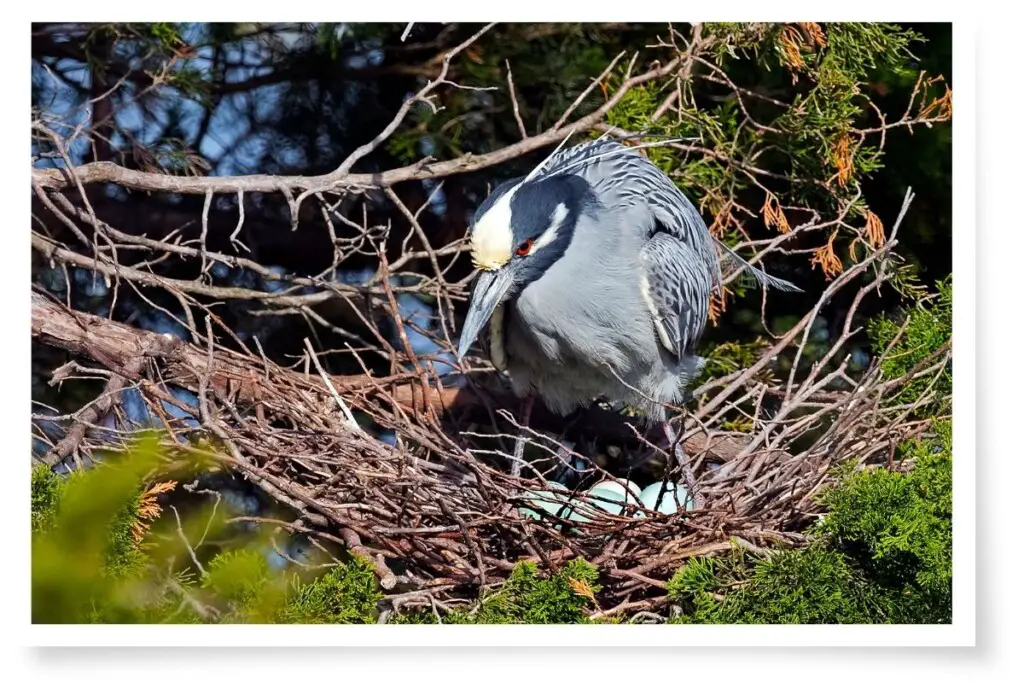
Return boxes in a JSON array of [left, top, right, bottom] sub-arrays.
[[457, 268, 514, 360]]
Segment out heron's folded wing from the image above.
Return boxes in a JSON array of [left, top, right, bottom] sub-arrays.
[[638, 232, 713, 360], [542, 139, 799, 293]]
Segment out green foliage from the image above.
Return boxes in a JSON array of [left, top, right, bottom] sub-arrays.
[[395, 558, 599, 624], [32, 434, 166, 623], [666, 422, 952, 624], [819, 422, 952, 620], [593, 22, 945, 302], [31, 465, 62, 533], [698, 339, 771, 381], [199, 549, 283, 622], [146, 22, 184, 50], [669, 545, 894, 624], [484, 558, 599, 624], [771, 24, 920, 204], [278, 558, 383, 624], [607, 23, 925, 201], [869, 275, 952, 416], [102, 490, 149, 580], [31, 434, 388, 625]]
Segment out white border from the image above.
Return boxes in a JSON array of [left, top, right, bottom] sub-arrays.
[[949, 19, 976, 646], [26, 623, 971, 647]]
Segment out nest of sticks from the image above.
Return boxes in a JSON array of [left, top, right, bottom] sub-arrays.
[[31, 190, 948, 619]]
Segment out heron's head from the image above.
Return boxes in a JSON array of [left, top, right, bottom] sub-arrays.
[[457, 173, 595, 359]]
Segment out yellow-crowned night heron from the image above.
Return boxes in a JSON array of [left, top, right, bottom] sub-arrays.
[[456, 138, 799, 505]]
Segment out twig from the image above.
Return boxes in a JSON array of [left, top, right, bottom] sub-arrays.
[[170, 505, 206, 576], [303, 337, 361, 431], [505, 60, 528, 140]]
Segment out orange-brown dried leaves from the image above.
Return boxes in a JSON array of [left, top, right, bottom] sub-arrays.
[[569, 577, 600, 609], [780, 25, 807, 72], [830, 132, 854, 188], [799, 22, 827, 48], [132, 480, 177, 542], [709, 200, 736, 239], [708, 285, 733, 326], [762, 192, 791, 234], [779, 23, 826, 82], [864, 210, 886, 248], [919, 77, 953, 122], [811, 231, 843, 279]]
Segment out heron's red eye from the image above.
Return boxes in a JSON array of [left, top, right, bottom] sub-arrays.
[[516, 239, 534, 256]]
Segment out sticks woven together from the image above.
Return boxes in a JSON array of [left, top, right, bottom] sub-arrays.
[[29, 189, 946, 614], [30, 24, 951, 619]]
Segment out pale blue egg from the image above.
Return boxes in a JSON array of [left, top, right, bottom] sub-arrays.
[[568, 479, 641, 520], [518, 481, 570, 520], [638, 481, 694, 515]]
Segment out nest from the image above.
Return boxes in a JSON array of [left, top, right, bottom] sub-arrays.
[[30, 212, 947, 620]]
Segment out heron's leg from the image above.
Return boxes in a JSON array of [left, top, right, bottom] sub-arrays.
[[662, 421, 706, 509], [511, 394, 535, 478]]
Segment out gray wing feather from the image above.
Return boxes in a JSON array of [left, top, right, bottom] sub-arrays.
[[713, 237, 803, 292], [540, 140, 721, 286], [538, 139, 801, 293], [639, 233, 713, 359]]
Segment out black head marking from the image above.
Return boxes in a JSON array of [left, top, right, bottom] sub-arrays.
[[508, 174, 595, 246], [466, 172, 597, 293], [503, 174, 596, 285], [469, 176, 523, 234]]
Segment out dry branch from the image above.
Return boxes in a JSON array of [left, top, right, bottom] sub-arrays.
[[30, 219, 946, 612], [30, 291, 746, 459], [32, 55, 682, 197]]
